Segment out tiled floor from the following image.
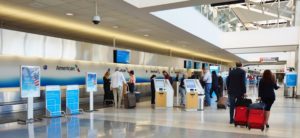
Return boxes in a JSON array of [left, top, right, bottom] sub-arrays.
[[0, 86, 299, 138]]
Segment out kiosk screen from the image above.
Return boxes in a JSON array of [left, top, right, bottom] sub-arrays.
[[155, 80, 165, 90], [186, 80, 196, 89]]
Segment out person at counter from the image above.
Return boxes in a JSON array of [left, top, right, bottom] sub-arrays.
[[203, 68, 212, 106], [210, 71, 219, 102], [127, 70, 136, 93], [162, 70, 173, 85], [111, 67, 127, 108], [103, 70, 113, 105], [179, 73, 188, 106], [150, 75, 156, 105]]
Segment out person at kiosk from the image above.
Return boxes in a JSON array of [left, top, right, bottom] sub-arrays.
[[179, 73, 188, 106], [163, 71, 173, 85]]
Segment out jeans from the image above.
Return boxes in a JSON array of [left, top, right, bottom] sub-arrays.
[[179, 87, 186, 105], [229, 95, 237, 123], [205, 83, 212, 106]]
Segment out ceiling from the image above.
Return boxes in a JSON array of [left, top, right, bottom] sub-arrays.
[[0, 0, 243, 64], [226, 45, 298, 54]]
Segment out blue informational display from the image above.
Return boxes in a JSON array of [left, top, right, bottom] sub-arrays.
[[67, 116, 80, 138], [45, 86, 62, 117], [285, 73, 297, 87], [194, 62, 201, 69], [184, 60, 193, 69], [210, 66, 219, 74], [114, 50, 130, 64], [66, 85, 80, 115], [47, 118, 62, 138], [21, 66, 40, 98], [86, 72, 97, 92], [185, 80, 196, 89]]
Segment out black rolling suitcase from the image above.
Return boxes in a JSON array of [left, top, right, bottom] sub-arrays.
[[124, 92, 136, 109]]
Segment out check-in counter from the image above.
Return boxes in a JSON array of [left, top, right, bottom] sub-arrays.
[[154, 79, 174, 108], [184, 79, 204, 111]]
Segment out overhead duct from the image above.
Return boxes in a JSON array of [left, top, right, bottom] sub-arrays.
[[211, 0, 245, 7]]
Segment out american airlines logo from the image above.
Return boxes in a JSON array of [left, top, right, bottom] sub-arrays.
[[56, 64, 80, 72], [43, 64, 80, 72]]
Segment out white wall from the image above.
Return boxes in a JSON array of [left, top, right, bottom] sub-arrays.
[[0, 28, 187, 68], [222, 27, 300, 48], [236, 52, 295, 67]]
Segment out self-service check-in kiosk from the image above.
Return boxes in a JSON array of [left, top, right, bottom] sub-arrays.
[[154, 79, 174, 108], [184, 79, 205, 111]]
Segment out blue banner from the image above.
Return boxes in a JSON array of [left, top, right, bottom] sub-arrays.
[[45, 86, 61, 117], [66, 85, 80, 115], [21, 66, 40, 98], [86, 73, 97, 92]]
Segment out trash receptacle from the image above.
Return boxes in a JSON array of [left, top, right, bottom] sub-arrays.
[[198, 94, 205, 111]]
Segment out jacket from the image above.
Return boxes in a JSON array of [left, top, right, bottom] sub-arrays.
[[258, 79, 279, 100], [227, 68, 246, 97]]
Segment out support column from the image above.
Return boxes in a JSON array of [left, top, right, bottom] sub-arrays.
[[295, 0, 300, 98]]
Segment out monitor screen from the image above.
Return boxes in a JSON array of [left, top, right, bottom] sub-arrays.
[[155, 80, 165, 89], [185, 80, 196, 89], [114, 50, 130, 64], [194, 62, 201, 69], [184, 60, 193, 69]]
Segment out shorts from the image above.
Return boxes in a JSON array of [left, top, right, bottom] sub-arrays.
[[262, 98, 275, 111]]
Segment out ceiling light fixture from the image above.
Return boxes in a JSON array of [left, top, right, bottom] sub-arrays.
[[112, 25, 119, 29], [143, 34, 149, 37], [65, 13, 74, 16]]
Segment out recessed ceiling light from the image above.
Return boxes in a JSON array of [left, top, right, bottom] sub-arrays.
[[65, 13, 74, 16], [113, 25, 119, 29], [144, 34, 149, 37], [165, 40, 170, 43]]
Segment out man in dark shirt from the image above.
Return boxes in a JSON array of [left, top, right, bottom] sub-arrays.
[[227, 62, 246, 124]]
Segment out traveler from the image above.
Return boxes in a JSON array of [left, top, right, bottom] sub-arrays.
[[103, 70, 113, 104], [111, 67, 127, 108], [258, 70, 279, 128], [218, 74, 224, 97], [203, 68, 212, 106], [227, 62, 246, 124], [179, 73, 188, 106], [162, 70, 173, 85], [150, 75, 156, 105], [127, 70, 136, 93], [210, 71, 219, 102]]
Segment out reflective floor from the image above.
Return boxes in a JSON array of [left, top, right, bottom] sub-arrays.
[[0, 86, 299, 138]]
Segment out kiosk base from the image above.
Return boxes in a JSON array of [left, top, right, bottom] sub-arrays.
[[155, 92, 167, 108], [185, 93, 198, 111], [17, 118, 43, 125]]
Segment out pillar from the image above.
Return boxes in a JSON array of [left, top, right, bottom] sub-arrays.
[[295, 0, 300, 98]]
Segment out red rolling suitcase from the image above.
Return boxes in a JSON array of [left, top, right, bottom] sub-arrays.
[[234, 106, 248, 127], [234, 98, 252, 127], [247, 103, 266, 131]]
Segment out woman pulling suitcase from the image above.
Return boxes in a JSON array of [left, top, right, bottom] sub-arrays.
[[258, 70, 280, 128]]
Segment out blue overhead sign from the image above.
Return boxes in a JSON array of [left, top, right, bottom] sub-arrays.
[[66, 85, 80, 115], [45, 85, 62, 117]]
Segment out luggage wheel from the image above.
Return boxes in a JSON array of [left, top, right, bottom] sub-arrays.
[[261, 127, 264, 131], [234, 124, 237, 127]]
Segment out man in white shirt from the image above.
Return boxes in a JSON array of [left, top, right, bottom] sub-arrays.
[[203, 68, 212, 106], [111, 67, 127, 108]]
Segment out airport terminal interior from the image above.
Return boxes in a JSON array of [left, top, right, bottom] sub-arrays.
[[0, 0, 300, 138]]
